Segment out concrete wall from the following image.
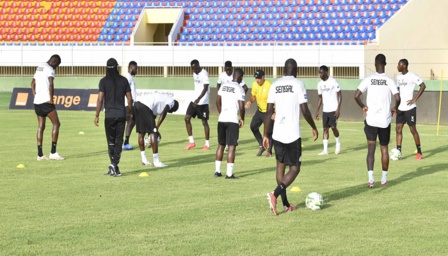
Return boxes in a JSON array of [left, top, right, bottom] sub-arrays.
[[366, 0, 448, 80]]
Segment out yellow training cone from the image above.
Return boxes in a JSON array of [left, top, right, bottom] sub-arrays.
[[138, 172, 149, 177], [290, 186, 301, 192], [78, 131, 85, 135], [16, 164, 25, 168]]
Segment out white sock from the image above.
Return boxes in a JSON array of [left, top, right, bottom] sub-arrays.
[[215, 160, 221, 173], [140, 151, 147, 162], [323, 140, 328, 152], [226, 163, 234, 177], [335, 137, 340, 144], [205, 140, 210, 147], [368, 170, 374, 183], [153, 153, 159, 163], [189, 136, 194, 143], [381, 170, 388, 184]]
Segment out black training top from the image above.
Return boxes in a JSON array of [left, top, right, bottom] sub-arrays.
[[98, 75, 131, 118]]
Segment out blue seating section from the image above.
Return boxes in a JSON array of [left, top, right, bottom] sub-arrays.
[[101, 0, 409, 45]]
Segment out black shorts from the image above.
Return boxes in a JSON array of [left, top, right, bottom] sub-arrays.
[[273, 138, 302, 166], [134, 102, 156, 134], [34, 103, 55, 117], [364, 120, 390, 146], [217, 122, 239, 146], [396, 107, 417, 126], [322, 111, 337, 128], [186, 102, 209, 120]]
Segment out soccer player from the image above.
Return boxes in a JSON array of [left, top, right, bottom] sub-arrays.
[[217, 60, 248, 93], [264, 59, 318, 216], [123, 61, 138, 150], [315, 65, 342, 155], [214, 68, 245, 179], [94, 58, 132, 177], [184, 59, 211, 150], [134, 93, 179, 167], [245, 70, 274, 157], [354, 54, 400, 188], [31, 54, 64, 161], [395, 59, 426, 160]]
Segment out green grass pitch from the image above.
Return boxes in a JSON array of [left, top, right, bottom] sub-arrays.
[[0, 108, 447, 255]]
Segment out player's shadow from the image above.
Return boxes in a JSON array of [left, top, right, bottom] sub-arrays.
[[237, 166, 276, 178], [66, 150, 108, 159], [381, 163, 445, 191], [171, 152, 216, 166]]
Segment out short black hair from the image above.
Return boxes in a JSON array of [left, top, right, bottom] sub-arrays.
[[169, 100, 179, 113], [50, 54, 61, 64], [319, 65, 329, 72], [128, 61, 137, 67], [375, 54, 386, 65], [234, 68, 244, 77], [399, 59, 409, 67], [224, 61, 232, 67], [190, 59, 199, 66]]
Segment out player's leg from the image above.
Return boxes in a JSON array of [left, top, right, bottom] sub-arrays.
[[329, 112, 341, 154], [112, 117, 126, 175], [266, 118, 274, 156], [47, 108, 64, 160], [214, 122, 226, 177], [319, 112, 330, 155], [123, 113, 135, 150], [36, 114, 46, 159], [251, 110, 265, 156], [225, 122, 239, 179], [200, 104, 210, 150], [395, 110, 405, 153], [184, 102, 196, 149], [378, 125, 391, 186], [364, 121, 377, 187], [104, 117, 117, 175], [407, 108, 422, 159]]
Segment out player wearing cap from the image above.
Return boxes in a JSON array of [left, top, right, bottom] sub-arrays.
[[354, 54, 400, 188], [215, 68, 245, 179], [315, 65, 342, 155], [94, 58, 132, 177], [217, 60, 248, 93], [31, 54, 63, 161], [122, 61, 138, 150], [184, 60, 211, 150], [265, 59, 318, 216], [395, 59, 426, 160], [245, 69, 274, 157], [134, 93, 179, 167]]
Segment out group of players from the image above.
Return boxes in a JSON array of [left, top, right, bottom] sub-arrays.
[[31, 53, 425, 215]]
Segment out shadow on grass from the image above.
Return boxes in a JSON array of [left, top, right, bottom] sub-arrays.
[[381, 163, 445, 191], [67, 150, 107, 159]]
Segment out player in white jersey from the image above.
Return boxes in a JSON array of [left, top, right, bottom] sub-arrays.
[[31, 54, 64, 161], [217, 60, 248, 93], [123, 61, 138, 150], [134, 93, 179, 167], [395, 59, 426, 160], [264, 59, 318, 216], [184, 59, 211, 150], [214, 68, 245, 179], [315, 65, 342, 155], [354, 54, 400, 188]]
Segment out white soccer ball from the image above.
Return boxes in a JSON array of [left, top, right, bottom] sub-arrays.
[[306, 192, 324, 210], [389, 148, 402, 161]]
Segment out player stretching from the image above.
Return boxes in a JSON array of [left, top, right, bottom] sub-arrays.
[[395, 59, 426, 160], [265, 59, 318, 216], [31, 54, 64, 161], [315, 65, 342, 155]]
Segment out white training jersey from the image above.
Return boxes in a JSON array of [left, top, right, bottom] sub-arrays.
[[317, 76, 341, 112], [137, 93, 175, 116], [357, 72, 399, 128], [193, 68, 210, 105], [397, 71, 423, 111], [217, 81, 245, 123], [217, 71, 246, 87], [124, 73, 137, 106], [33, 62, 55, 104], [267, 76, 308, 143]]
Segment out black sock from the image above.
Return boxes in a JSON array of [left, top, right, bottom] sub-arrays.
[[397, 145, 402, 152], [280, 190, 290, 207], [124, 136, 129, 145], [416, 144, 422, 154], [51, 142, 57, 154], [38, 145, 43, 157], [274, 182, 287, 198]]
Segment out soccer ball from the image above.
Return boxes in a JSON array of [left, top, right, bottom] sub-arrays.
[[306, 192, 323, 210], [389, 148, 402, 161]]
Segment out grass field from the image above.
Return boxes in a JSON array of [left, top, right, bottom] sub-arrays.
[[1, 105, 448, 255]]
